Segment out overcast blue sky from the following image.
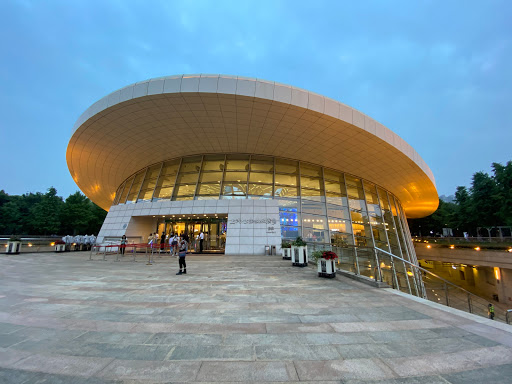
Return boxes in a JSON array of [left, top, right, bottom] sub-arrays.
[[0, 0, 510, 202]]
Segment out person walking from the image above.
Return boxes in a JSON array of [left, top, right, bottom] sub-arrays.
[[160, 232, 166, 252], [176, 237, 188, 275], [199, 231, 204, 253], [120, 235, 127, 256], [488, 303, 495, 320]]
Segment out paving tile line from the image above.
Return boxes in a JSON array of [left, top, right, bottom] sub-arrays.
[[3, 345, 511, 381]]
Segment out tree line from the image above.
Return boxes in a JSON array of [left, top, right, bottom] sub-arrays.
[[408, 161, 512, 237], [0, 187, 107, 236]]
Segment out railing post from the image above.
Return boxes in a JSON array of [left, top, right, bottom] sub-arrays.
[[89, 245, 93, 261], [133, 244, 136, 262], [146, 245, 152, 265], [354, 248, 360, 275], [444, 282, 449, 306], [391, 259, 399, 290], [467, 293, 473, 313], [102, 246, 106, 261], [373, 249, 382, 282]]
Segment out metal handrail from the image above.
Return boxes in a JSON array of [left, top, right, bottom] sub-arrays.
[[305, 241, 507, 322]]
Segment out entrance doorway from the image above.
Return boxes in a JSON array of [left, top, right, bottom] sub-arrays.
[[157, 214, 227, 254]]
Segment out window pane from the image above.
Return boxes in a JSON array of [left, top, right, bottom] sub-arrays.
[[248, 184, 273, 196], [249, 172, 273, 184], [275, 173, 299, 186], [372, 224, 387, 242], [176, 173, 199, 184], [275, 158, 298, 174], [324, 169, 343, 182], [324, 179, 345, 194], [326, 205, 350, 220], [118, 176, 133, 204], [199, 172, 223, 183], [367, 203, 382, 218], [326, 192, 348, 206], [301, 200, 326, 216], [279, 209, 299, 226], [328, 218, 352, 234], [346, 184, 365, 199], [145, 164, 162, 180], [351, 210, 370, 225], [301, 188, 324, 202], [197, 183, 220, 196], [303, 229, 329, 242], [276, 198, 299, 208], [202, 155, 225, 171], [160, 160, 180, 177], [345, 175, 362, 188], [222, 183, 247, 196], [365, 192, 379, 205], [179, 156, 202, 173], [301, 213, 327, 230], [138, 188, 155, 202], [301, 176, 322, 190], [300, 163, 322, 177], [114, 181, 126, 205], [224, 172, 248, 182], [173, 184, 196, 197], [330, 232, 353, 246], [137, 179, 157, 202], [378, 187, 391, 211], [281, 225, 300, 240], [363, 181, 377, 194], [126, 172, 144, 203], [275, 186, 299, 198], [153, 185, 173, 200], [225, 154, 249, 171], [348, 197, 366, 211], [250, 156, 274, 172]]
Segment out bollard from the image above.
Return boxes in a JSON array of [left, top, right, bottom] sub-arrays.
[[103, 246, 107, 261], [146, 246, 152, 265], [132, 244, 136, 262]]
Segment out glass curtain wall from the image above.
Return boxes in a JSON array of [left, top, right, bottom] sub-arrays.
[[113, 154, 417, 263]]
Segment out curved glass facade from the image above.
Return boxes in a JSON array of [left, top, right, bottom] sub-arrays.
[[113, 154, 416, 262]]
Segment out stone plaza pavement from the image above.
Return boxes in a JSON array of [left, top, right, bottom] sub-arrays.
[[1, 252, 512, 383]]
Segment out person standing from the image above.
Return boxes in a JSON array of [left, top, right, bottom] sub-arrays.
[[160, 232, 166, 252], [199, 231, 204, 253], [488, 303, 495, 320], [176, 237, 188, 275], [120, 235, 127, 255], [171, 233, 179, 256]]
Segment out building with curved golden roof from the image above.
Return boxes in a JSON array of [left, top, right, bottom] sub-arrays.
[[67, 74, 438, 259]]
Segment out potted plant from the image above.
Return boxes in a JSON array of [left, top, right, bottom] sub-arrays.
[[281, 241, 292, 260], [317, 250, 338, 278], [54, 239, 66, 253], [6, 235, 21, 255], [291, 236, 308, 267]]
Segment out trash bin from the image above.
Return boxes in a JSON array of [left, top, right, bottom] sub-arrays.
[[265, 245, 270, 255], [271, 245, 276, 255]]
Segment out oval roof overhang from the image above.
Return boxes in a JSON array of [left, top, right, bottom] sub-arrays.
[[67, 74, 438, 218]]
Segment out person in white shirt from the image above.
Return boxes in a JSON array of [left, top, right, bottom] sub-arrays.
[[199, 231, 204, 253]]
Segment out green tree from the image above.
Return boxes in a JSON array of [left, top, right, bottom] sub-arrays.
[[492, 161, 512, 226], [453, 186, 473, 234], [60, 191, 95, 235], [28, 187, 63, 235]]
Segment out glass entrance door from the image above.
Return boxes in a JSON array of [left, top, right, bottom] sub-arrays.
[[158, 215, 227, 254]]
